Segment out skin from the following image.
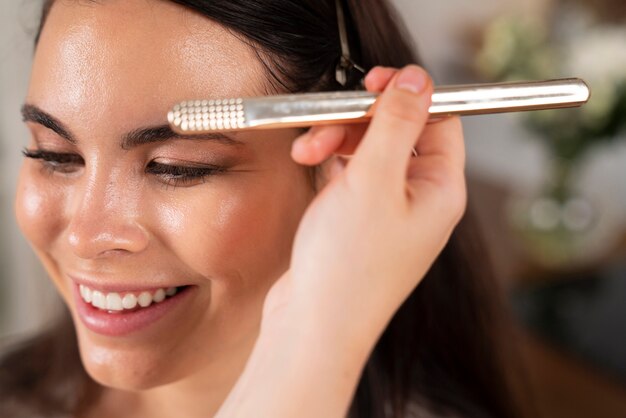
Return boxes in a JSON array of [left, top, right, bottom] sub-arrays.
[[218, 66, 468, 417], [17, 1, 320, 416], [15, 1, 467, 417]]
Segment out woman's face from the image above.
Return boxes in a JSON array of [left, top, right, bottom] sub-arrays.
[[15, 0, 317, 390]]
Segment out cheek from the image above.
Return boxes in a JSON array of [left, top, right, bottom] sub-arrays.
[[14, 164, 67, 253], [155, 173, 312, 285]]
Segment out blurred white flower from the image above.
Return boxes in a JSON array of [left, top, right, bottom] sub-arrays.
[[476, 16, 554, 80], [475, 10, 626, 153], [564, 26, 626, 86], [563, 26, 626, 126]]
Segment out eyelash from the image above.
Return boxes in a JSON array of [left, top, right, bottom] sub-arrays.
[[145, 161, 227, 187], [21, 148, 228, 188], [22, 149, 83, 174]]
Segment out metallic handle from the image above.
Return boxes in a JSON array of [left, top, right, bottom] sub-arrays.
[[168, 78, 590, 134]]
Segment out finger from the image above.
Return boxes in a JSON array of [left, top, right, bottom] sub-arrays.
[[350, 65, 433, 188], [406, 155, 467, 252], [406, 117, 466, 208], [291, 123, 368, 165], [406, 154, 467, 216], [291, 126, 343, 165], [414, 116, 465, 171], [406, 119, 467, 228], [364, 66, 399, 92], [291, 66, 402, 166]]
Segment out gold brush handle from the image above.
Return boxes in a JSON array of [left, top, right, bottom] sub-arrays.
[[168, 78, 590, 134]]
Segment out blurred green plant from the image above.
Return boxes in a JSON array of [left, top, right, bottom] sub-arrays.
[[476, 14, 626, 200], [475, 9, 626, 269]]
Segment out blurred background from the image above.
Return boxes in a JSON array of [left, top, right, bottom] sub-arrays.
[[1, 0, 625, 416]]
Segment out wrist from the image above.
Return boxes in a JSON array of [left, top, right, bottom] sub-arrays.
[[261, 303, 381, 368], [256, 314, 373, 416], [216, 308, 376, 418]]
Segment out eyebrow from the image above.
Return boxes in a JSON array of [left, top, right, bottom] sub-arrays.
[[20, 104, 244, 149], [21, 104, 76, 144]]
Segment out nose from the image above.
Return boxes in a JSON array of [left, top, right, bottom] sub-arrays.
[[67, 174, 149, 259]]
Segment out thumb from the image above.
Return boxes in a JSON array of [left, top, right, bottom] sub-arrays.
[[350, 65, 433, 190]]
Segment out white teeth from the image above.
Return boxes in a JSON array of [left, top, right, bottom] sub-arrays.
[[137, 292, 153, 308], [78, 284, 181, 312], [106, 293, 123, 311], [153, 289, 166, 303], [84, 287, 92, 303], [122, 294, 137, 310], [92, 291, 105, 310]]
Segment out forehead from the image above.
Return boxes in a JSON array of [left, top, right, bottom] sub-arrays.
[[28, 0, 267, 133]]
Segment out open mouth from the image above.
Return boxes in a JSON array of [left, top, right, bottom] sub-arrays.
[[73, 282, 197, 336], [78, 283, 191, 313]]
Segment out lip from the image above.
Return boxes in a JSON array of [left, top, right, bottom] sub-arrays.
[[73, 282, 196, 336]]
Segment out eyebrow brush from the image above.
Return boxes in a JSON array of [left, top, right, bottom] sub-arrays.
[[167, 78, 590, 134]]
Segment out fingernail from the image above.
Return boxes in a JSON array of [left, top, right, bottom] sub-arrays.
[[396, 66, 427, 94]]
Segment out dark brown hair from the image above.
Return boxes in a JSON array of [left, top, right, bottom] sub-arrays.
[[1, 1, 529, 417]]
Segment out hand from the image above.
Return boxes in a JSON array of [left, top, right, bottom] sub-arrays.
[[215, 65, 467, 418], [262, 65, 467, 346]]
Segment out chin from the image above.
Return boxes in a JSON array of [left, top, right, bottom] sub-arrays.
[[60, 278, 213, 390], [75, 329, 182, 391]]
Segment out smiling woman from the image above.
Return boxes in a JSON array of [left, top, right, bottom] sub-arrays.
[[1, 1, 527, 417]]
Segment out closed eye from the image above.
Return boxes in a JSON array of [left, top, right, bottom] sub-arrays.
[[145, 161, 228, 188], [22, 148, 84, 174], [22, 148, 228, 188]]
